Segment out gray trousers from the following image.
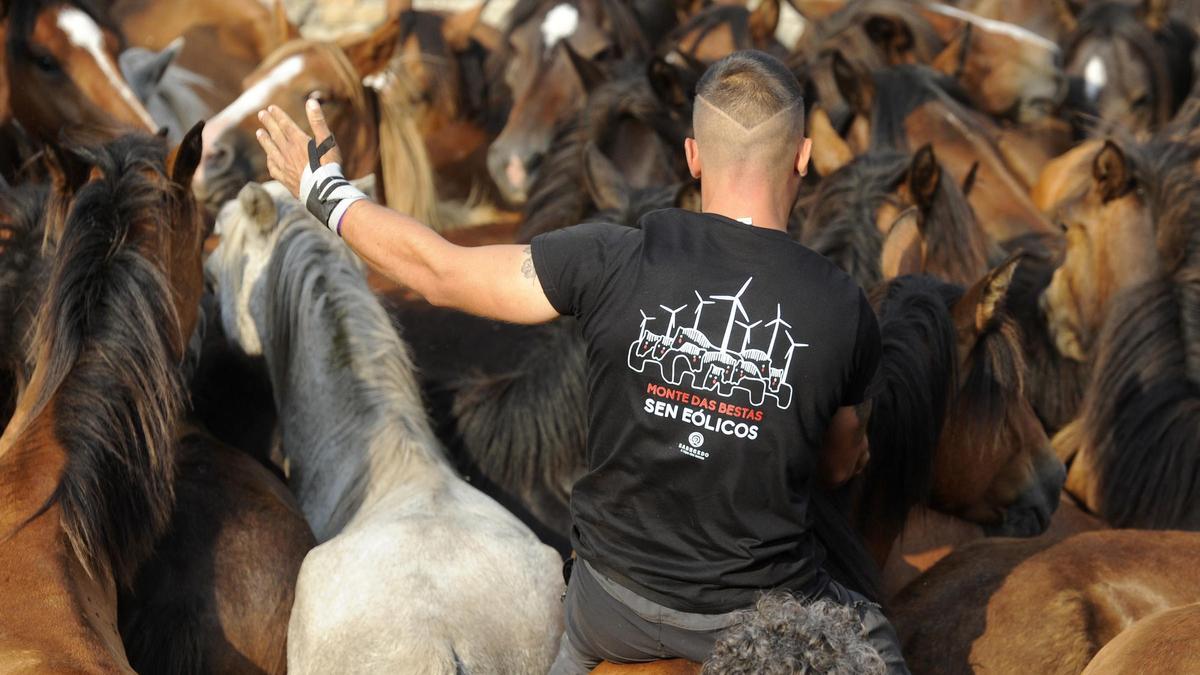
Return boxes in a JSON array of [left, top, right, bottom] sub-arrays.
[[548, 560, 910, 675]]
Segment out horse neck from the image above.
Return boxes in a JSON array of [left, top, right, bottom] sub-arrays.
[[259, 227, 450, 540]]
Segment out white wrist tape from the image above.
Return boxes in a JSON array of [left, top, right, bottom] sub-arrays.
[[300, 138, 368, 235]]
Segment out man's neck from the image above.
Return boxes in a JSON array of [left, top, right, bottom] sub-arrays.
[[699, 175, 792, 233]]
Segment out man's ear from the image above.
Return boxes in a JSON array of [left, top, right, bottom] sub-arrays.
[[685, 137, 701, 179], [797, 137, 813, 177]]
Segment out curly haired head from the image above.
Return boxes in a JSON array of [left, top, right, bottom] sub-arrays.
[[702, 593, 885, 675]]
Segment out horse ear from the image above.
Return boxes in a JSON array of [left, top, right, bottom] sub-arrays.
[[932, 23, 972, 80], [864, 14, 915, 64], [648, 56, 694, 109], [1139, 0, 1171, 31], [238, 182, 278, 233], [443, 3, 486, 52], [583, 142, 629, 213], [908, 144, 941, 210], [960, 253, 1022, 333], [563, 41, 607, 91], [1092, 140, 1133, 203], [749, 0, 780, 45], [880, 217, 924, 280], [271, 0, 300, 47], [961, 161, 980, 197], [43, 143, 91, 197], [809, 105, 854, 176], [832, 51, 873, 114], [167, 121, 204, 188], [340, 16, 403, 78]]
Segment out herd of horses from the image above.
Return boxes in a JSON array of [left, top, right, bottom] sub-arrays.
[[0, 0, 1197, 672]]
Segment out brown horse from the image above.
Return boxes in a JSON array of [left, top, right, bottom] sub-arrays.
[[197, 6, 497, 229], [827, 61, 1056, 243], [0, 128, 205, 671], [0, 165, 313, 674], [4, 0, 157, 142], [486, 0, 648, 204], [799, 144, 996, 290], [1041, 138, 1200, 361], [855, 261, 1063, 568], [118, 425, 314, 674], [893, 530, 1200, 674], [1081, 603, 1200, 674], [1060, 0, 1196, 135]]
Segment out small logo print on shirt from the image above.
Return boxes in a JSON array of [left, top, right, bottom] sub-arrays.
[[688, 432, 705, 448], [678, 439, 709, 460]]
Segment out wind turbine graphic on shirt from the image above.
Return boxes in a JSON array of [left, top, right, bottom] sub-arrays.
[[637, 310, 656, 339], [736, 319, 762, 351], [659, 304, 688, 339], [765, 304, 792, 357], [713, 278, 753, 353], [691, 291, 715, 330], [781, 330, 809, 380]]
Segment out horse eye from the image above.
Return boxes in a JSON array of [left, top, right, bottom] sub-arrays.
[[305, 90, 326, 105], [1131, 95, 1150, 109], [33, 52, 61, 74]]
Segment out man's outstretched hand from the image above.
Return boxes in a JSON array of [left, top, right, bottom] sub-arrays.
[[255, 100, 343, 199]]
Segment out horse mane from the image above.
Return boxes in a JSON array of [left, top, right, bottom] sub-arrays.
[[517, 62, 683, 241], [801, 148, 992, 288], [861, 276, 957, 531], [863, 273, 1026, 533], [258, 194, 449, 512], [801, 151, 909, 289], [868, 65, 973, 150], [1067, 2, 1197, 127], [1069, 139, 1200, 528], [1079, 269, 1200, 528], [17, 135, 185, 586], [448, 319, 587, 525]]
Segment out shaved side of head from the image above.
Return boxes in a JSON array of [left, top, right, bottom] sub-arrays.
[[693, 51, 806, 185]]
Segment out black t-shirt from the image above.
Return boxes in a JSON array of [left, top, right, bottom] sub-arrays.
[[531, 208, 880, 614]]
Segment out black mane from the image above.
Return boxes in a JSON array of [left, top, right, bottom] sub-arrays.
[[868, 65, 973, 151], [17, 134, 184, 586]]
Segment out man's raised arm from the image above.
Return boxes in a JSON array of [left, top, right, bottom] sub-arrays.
[[253, 100, 559, 325]]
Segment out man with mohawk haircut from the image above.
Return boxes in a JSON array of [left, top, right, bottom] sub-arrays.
[[254, 50, 902, 673]]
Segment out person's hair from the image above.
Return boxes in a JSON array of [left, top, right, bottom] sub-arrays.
[[693, 51, 806, 175], [702, 593, 886, 675]]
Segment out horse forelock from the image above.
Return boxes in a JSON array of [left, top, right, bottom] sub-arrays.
[[17, 135, 185, 587], [1083, 271, 1200, 528], [921, 163, 994, 286]]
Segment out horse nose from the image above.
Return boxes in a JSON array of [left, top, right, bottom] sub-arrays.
[[487, 142, 531, 205]]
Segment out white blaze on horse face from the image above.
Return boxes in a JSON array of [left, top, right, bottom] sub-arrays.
[[541, 4, 579, 52], [56, 8, 158, 131], [1084, 56, 1108, 101], [198, 55, 305, 180]]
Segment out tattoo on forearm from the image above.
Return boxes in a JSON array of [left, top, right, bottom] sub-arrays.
[[521, 246, 537, 280]]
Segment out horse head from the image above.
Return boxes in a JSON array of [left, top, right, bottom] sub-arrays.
[[487, 0, 647, 204], [940, 256, 1063, 537], [5, 0, 157, 142], [1061, 0, 1196, 134], [1041, 139, 1200, 361]]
